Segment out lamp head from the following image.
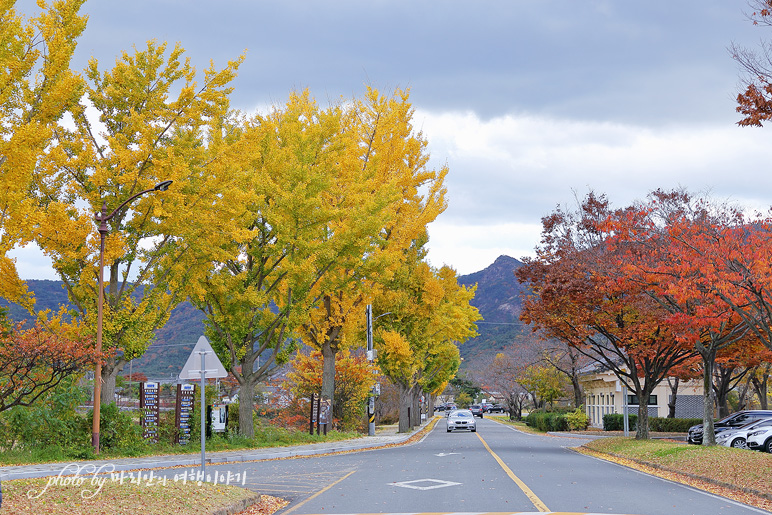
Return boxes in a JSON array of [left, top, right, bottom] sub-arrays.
[[154, 180, 173, 191]]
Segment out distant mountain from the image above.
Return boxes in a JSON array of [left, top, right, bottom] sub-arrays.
[[1, 280, 206, 379], [4, 255, 530, 377], [457, 255, 530, 366]]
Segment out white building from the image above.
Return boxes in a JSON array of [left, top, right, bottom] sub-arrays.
[[579, 364, 703, 428]]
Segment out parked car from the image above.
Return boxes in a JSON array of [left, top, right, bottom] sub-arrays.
[[489, 404, 505, 413], [469, 404, 484, 418], [687, 410, 772, 444], [746, 426, 772, 453], [446, 409, 477, 432], [715, 417, 772, 449]]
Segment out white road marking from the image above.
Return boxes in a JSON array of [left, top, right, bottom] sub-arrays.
[[390, 478, 462, 490]]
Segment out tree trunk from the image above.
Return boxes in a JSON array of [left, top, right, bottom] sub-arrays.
[[737, 375, 752, 411], [636, 401, 649, 440], [100, 356, 126, 405], [752, 367, 769, 410], [238, 379, 256, 438], [571, 374, 584, 409], [713, 365, 733, 418], [635, 383, 656, 440], [701, 351, 717, 446], [412, 390, 421, 427], [667, 377, 679, 418], [321, 340, 336, 425], [398, 384, 413, 433]]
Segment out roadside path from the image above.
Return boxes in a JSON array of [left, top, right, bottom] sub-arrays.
[[0, 423, 422, 481]]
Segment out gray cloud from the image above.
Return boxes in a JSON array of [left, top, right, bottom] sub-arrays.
[[11, 0, 772, 277], [69, 1, 755, 124]]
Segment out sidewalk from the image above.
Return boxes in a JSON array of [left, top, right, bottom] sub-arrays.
[[0, 421, 431, 481], [546, 430, 687, 441]]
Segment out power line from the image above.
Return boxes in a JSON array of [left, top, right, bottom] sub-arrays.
[[476, 321, 530, 326]]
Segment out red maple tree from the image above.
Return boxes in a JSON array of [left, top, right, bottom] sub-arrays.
[[0, 322, 97, 412]]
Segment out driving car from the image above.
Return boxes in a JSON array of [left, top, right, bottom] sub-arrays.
[[746, 426, 772, 453], [715, 417, 772, 449], [446, 409, 477, 432], [444, 403, 458, 416], [469, 404, 484, 418], [687, 410, 772, 444]]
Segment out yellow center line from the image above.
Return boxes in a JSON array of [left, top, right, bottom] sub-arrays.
[[476, 432, 550, 513], [281, 470, 356, 515]]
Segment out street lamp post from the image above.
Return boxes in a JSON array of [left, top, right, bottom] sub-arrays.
[[92, 180, 172, 453]]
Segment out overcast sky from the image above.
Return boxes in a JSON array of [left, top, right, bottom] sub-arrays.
[[11, 0, 772, 278]]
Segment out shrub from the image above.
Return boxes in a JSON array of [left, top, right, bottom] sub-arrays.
[[648, 417, 702, 432], [565, 408, 589, 431], [525, 410, 569, 431], [80, 402, 144, 452], [1, 376, 88, 450], [603, 413, 638, 431]]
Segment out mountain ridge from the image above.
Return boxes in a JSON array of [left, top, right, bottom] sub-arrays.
[[2, 255, 526, 376]]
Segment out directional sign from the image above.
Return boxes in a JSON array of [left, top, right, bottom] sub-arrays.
[[178, 335, 228, 380]]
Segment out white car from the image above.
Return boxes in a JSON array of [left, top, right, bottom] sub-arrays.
[[446, 409, 477, 432], [746, 426, 772, 453], [715, 417, 772, 449]]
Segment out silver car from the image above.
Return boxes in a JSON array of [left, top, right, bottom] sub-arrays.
[[747, 426, 772, 452], [446, 409, 477, 432], [715, 417, 772, 449]]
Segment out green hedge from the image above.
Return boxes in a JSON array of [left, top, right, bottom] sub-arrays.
[[603, 414, 702, 432], [648, 417, 702, 432], [525, 410, 569, 432], [603, 413, 637, 431]]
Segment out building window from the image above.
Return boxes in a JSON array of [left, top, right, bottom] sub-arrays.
[[627, 394, 657, 405]]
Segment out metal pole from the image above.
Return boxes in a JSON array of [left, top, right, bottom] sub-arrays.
[[622, 385, 629, 437], [366, 305, 375, 436], [200, 351, 206, 473], [91, 181, 172, 454], [92, 203, 107, 454]]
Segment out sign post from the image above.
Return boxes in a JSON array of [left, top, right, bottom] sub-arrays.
[[139, 382, 159, 442], [175, 384, 195, 444], [178, 336, 228, 473]]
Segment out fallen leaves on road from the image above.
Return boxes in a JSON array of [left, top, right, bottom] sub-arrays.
[[233, 494, 289, 515]]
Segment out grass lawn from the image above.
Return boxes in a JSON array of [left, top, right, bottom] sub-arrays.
[[0, 427, 361, 467], [583, 437, 772, 496], [582, 437, 772, 512], [2, 475, 287, 515], [0, 422, 435, 514]]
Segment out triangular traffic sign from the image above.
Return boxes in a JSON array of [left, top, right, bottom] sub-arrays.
[[178, 335, 228, 380]]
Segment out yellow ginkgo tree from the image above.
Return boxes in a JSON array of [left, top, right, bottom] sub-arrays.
[[185, 91, 397, 437], [299, 87, 449, 417], [31, 39, 243, 402], [374, 241, 480, 432], [0, 0, 86, 307]]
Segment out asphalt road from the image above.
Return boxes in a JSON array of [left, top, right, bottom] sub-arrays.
[[157, 417, 770, 515]]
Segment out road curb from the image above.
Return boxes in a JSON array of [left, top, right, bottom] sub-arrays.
[[210, 493, 263, 515]]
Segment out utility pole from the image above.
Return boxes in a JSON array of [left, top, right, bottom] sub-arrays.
[[366, 305, 375, 436]]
